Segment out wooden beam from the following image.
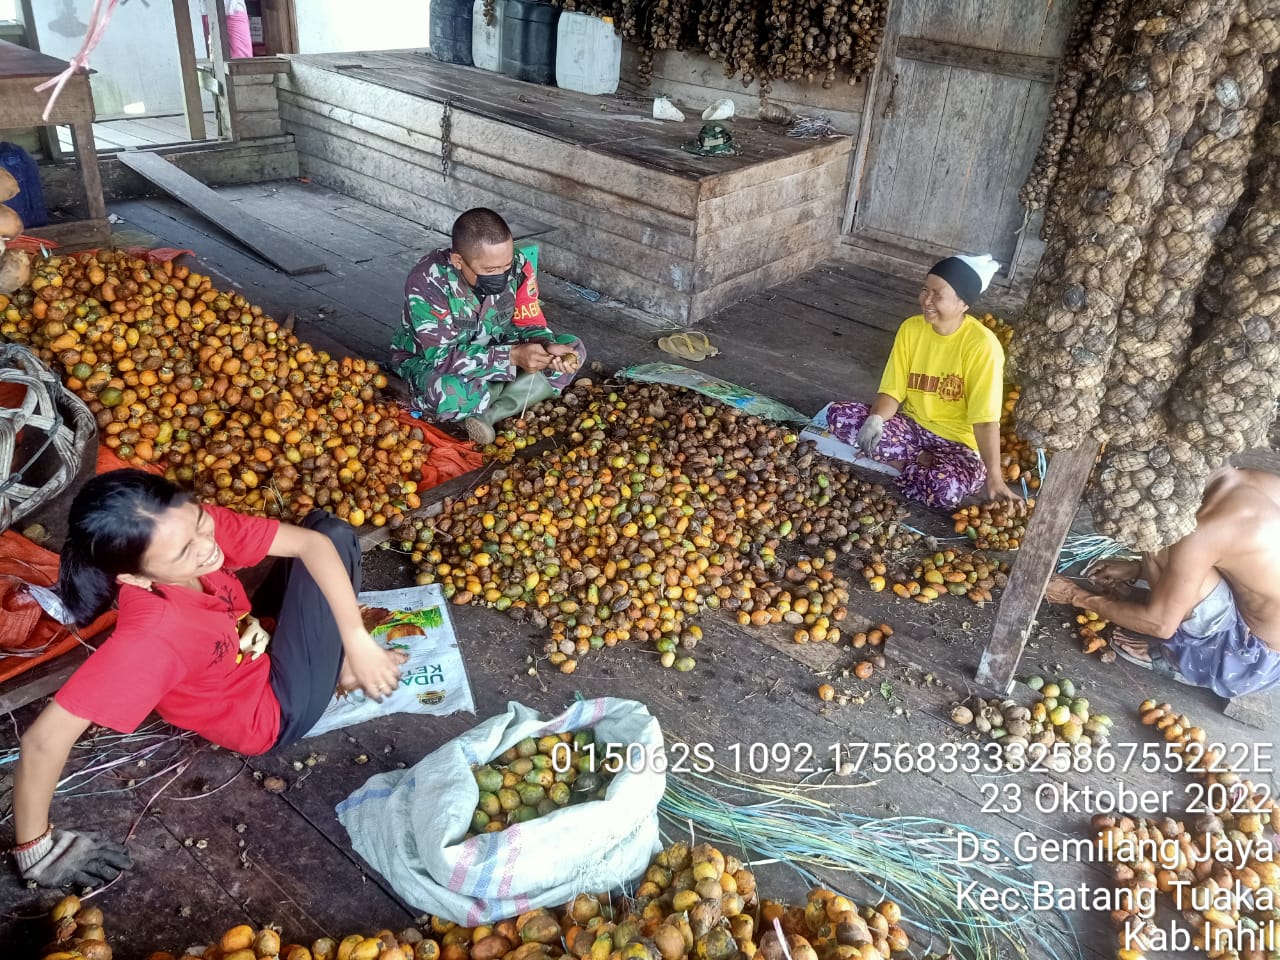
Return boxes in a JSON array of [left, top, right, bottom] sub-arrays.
[[261, 0, 299, 55], [975, 441, 1102, 692], [117, 151, 326, 274], [895, 36, 1058, 85], [841, 54, 882, 235], [25, 218, 111, 248], [171, 0, 208, 141], [207, 0, 238, 138]]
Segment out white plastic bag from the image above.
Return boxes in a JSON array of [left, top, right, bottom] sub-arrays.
[[337, 698, 665, 925], [305, 584, 475, 738]]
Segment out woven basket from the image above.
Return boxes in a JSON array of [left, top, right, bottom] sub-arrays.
[[0, 343, 97, 532]]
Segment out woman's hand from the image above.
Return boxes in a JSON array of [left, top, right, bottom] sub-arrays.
[[983, 476, 1026, 515], [342, 630, 408, 701]]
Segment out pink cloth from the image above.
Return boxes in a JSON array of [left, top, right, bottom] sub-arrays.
[[226, 10, 253, 58], [203, 10, 254, 59]]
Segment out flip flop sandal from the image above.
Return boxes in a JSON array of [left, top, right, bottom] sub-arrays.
[[684, 331, 720, 358], [1111, 630, 1195, 685], [658, 332, 717, 362]]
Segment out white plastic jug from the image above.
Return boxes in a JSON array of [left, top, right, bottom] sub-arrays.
[[555, 12, 621, 95], [472, 0, 505, 72]]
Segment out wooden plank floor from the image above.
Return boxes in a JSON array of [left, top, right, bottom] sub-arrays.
[[56, 112, 217, 152], [0, 180, 1264, 960]]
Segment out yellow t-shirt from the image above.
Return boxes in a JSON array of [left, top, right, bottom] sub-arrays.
[[878, 314, 1004, 451]]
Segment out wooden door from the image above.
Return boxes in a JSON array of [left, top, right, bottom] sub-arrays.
[[847, 0, 1078, 284]]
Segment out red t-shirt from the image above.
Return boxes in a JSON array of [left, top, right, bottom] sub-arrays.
[[57, 505, 283, 755]]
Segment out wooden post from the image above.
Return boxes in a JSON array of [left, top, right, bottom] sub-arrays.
[[207, 0, 238, 139], [261, 0, 299, 55], [17, 0, 64, 161], [840, 0, 892, 235], [171, 0, 208, 141], [975, 440, 1102, 691], [68, 120, 107, 220]]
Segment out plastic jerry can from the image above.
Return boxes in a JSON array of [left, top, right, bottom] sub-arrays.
[[430, 0, 475, 66], [0, 142, 48, 229], [500, 0, 559, 85], [472, 0, 505, 72], [555, 12, 621, 95]]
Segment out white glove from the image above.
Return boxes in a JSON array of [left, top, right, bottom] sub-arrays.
[[237, 615, 271, 662], [857, 415, 885, 457]]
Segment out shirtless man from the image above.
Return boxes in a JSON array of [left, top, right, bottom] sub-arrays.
[[1045, 466, 1280, 698]]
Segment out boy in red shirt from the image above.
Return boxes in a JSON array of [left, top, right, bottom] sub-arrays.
[[8, 470, 406, 888]]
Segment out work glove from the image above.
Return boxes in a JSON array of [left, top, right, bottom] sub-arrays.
[[18, 829, 132, 889], [856, 415, 885, 457], [237, 614, 272, 662]]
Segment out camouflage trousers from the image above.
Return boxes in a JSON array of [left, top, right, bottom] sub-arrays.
[[412, 334, 585, 422]]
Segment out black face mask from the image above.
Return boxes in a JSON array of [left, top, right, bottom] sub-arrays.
[[472, 267, 512, 298]]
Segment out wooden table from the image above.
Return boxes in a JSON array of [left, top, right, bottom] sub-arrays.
[[0, 38, 108, 245]]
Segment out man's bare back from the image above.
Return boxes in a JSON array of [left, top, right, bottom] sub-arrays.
[[1198, 468, 1280, 647]]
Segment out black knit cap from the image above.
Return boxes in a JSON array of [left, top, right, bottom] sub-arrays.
[[927, 257, 982, 306]]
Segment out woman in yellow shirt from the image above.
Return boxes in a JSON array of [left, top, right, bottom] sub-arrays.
[[828, 254, 1023, 510]]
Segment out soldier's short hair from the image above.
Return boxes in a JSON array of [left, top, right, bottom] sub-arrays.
[[452, 208, 512, 257]]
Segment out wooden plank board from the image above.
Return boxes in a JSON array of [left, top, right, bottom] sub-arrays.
[[24, 217, 111, 248], [279, 89, 700, 243], [280, 97, 700, 258], [117, 151, 328, 275], [289, 126, 698, 294], [921, 65, 997, 253], [976, 441, 1102, 691], [293, 51, 839, 182], [895, 36, 1058, 84]]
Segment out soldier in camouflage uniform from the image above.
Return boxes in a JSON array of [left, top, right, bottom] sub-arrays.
[[391, 208, 586, 444]]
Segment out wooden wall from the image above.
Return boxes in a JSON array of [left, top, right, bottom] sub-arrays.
[[620, 46, 868, 133], [844, 0, 1077, 294], [278, 55, 850, 325]]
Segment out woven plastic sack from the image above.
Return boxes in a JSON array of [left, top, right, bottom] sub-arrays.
[[337, 697, 664, 925], [0, 343, 96, 532]]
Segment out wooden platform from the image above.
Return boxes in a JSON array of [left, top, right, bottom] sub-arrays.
[[56, 112, 218, 153], [276, 51, 852, 325], [0, 180, 1267, 960]]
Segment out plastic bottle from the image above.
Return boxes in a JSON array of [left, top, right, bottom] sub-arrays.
[[472, 0, 505, 72], [554, 12, 622, 95], [430, 0, 475, 66], [500, 0, 559, 85]]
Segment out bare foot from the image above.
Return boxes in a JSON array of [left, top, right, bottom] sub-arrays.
[[888, 459, 908, 471], [1111, 630, 1154, 665], [916, 451, 936, 469]]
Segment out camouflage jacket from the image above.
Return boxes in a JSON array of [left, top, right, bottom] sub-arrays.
[[390, 248, 553, 388]]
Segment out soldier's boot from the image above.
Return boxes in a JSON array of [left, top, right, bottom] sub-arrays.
[[462, 372, 557, 446]]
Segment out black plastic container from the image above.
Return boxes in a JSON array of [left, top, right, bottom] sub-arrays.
[[430, 0, 475, 66], [500, 0, 559, 84]]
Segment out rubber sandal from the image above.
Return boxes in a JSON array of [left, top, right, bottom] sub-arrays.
[[684, 331, 719, 358], [1111, 630, 1194, 685], [658, 332, 716, 362]]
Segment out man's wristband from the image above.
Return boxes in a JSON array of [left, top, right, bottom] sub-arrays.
[[10, 824, 53, 871]]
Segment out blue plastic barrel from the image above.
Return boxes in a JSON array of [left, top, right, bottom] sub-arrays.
[[0, 142, 48, 229], [500, 0, 559, 85], [431, 0, 475, 66]]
